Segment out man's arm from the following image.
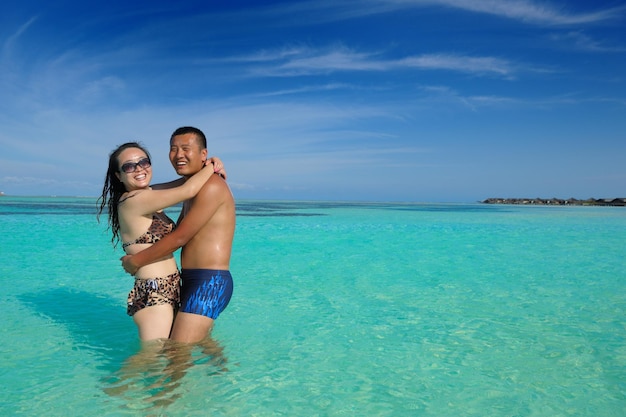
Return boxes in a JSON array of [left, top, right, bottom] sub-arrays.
[[121, 176, 224, 274]]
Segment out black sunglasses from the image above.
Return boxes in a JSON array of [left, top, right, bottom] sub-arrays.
[[120, 157, 151, 174]]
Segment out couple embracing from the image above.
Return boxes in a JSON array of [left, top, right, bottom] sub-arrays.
[[98, 126, 235, 345]]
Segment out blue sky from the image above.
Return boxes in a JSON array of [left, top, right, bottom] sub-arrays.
[[1, 0, 625, 202]]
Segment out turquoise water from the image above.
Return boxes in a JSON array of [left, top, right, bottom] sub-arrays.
[[1, 196, 625, 416]]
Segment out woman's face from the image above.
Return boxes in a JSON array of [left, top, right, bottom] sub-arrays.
[[115, 147, 152, 191]]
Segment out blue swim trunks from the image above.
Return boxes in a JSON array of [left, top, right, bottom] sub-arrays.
[[179, 269, 233, 319]]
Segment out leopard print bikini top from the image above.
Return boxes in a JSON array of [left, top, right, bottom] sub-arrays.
[[122, 211, 175, 249]]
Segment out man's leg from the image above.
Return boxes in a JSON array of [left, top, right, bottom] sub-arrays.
[[170, 312, 214, 343]]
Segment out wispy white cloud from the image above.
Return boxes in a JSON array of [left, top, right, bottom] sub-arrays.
[[75, 76, 126, 104], [238, 46, 520, 78], [416, 84, 521, 111], [268, 49, 387, 74], [248, 83, 357, 98], [1, 17, 38, 95], [257, 0, 626, 26], [221, 46, 310, 63], [550, 31, 626, 53], [399, 54, 515, 76], [1, 16, 37, 57], [0, 175, 92, 189], [0, 96, 415, 196], [426, 0, 626, 25], [417, 84, 626, 111]]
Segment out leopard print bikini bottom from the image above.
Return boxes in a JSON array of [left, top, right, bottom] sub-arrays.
[[126, 271, 181, 316]]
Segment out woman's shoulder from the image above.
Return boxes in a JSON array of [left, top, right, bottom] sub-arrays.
[[118, 188, 152, 205]]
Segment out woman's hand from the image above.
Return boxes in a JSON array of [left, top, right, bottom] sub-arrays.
[[207, 156, 227, 180]]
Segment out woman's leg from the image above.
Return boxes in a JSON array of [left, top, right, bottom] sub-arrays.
[[133, 304, 175, 341]]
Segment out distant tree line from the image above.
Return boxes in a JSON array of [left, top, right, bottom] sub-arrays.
[[481, 197, 626, 206]]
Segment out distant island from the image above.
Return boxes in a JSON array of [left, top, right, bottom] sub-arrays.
[[482, 197, 626, 206]]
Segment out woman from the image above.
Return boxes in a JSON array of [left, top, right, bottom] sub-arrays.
[[97, 141, 224, 341]]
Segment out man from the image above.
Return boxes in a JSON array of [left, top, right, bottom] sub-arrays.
[[121, 126, 235, 343]]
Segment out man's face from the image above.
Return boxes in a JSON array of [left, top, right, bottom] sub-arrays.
[[169, 133, 208, 177]]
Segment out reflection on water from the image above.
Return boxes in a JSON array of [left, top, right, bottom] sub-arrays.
[[19, 287, 229, 413], [102, 337, 228, 411], [18, 289, 136, 368]]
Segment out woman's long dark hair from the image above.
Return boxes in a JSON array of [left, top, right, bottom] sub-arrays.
[[97, 142, 151, 246]]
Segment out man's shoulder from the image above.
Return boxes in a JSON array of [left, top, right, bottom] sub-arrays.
[[197, 173, 230, 196]]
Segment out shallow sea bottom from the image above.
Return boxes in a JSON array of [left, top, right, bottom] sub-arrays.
[[1, 198, 624, 416]]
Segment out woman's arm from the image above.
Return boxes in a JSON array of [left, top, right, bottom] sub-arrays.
[[151, 157, 227, 191], [150, 177, 185, 191], [123, 163, 216, 216]]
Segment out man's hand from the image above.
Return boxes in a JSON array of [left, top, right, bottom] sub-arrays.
[[120, 255, 139, 275]]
